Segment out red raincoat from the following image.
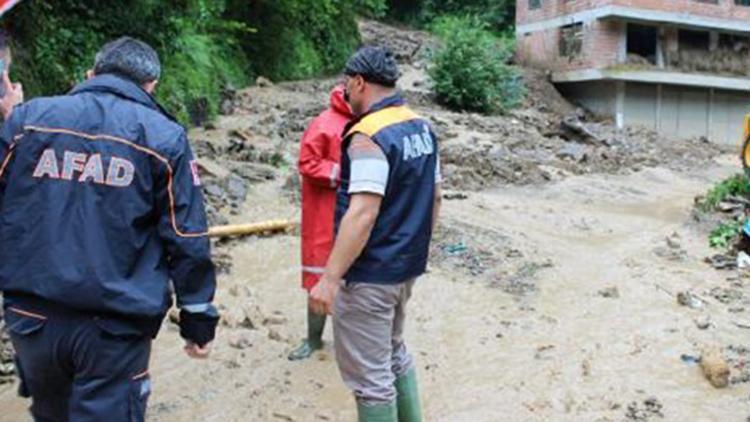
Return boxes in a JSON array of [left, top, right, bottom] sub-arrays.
[[298, 86, 353, 290]]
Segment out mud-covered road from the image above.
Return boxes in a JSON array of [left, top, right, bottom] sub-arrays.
[[1, 20, 748, 422], [3, 154, 748, 421]]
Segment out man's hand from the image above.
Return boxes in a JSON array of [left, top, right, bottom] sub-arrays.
[[0, 70, 22, 120], [309, 275, 341, 315], [184, 341, 212, 359]]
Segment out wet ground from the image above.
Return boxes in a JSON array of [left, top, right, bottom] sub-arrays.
[[1, 19, 747, 422], [2, 154, 748, 421]]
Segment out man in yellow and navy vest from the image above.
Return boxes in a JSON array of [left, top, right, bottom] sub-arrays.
[[310, 46, 442, 422]]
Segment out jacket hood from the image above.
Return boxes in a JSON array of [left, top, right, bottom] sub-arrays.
[[329, 85, 353, 118]]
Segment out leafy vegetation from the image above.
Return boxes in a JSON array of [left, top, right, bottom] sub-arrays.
[[385, 0, 515, 32], [3, 0, 366, 124], [697, 173, 750, 212], [4, 0, 252, 124], [226, 0, 361, 81], [709, 221, 742, 249], [428, 15, 524, 114], [2, 0, 522, 124]]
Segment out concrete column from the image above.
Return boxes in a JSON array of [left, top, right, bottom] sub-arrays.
[[656, 27, 665, 68], [710, 31, 719, 51], [656, 84, 663, 133], [708, 88, 715, 140], [616, 81, 626, 129], [618, 21, 627, 64]]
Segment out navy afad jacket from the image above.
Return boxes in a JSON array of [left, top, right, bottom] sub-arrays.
[[0, 74, 218, 345]]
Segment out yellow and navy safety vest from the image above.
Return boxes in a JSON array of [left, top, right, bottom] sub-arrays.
[[336, 94, 438, 284]]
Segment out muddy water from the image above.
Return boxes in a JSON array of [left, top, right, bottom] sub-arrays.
[[434, 164, 748, 421], [1, 156, 749, 421]]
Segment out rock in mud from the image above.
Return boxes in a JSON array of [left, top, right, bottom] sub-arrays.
[[693, 316, 711, 330], [625, 397, 664, 420], [557, 143, 588, 162], [665, 232, 681, 249], [443, 192, 468, 201], [0, 305, 15, 385], [598, 286, 620, 298], [228, 333, 253, 350], [226, 175, 249, 203], [705, 254, 737, 270], [212, 249, 233, 274], [263, 313, 288, 326], [268, 329, 283, 342], [0, 329, 14, 385], [725, 345, 750, 385], [700, 349, 730, 388], [256, 76, 274, 87], [203, 182, 226, 200], [653, 243, 687, 262], [272, 412, 295, 421], [677, 291, 704, 309], [221, 306, 258, 330], [709, 286, 743, 304]]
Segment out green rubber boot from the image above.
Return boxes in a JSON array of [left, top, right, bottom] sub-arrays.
[[287, 307, 326, 361], [357, 401, 398, 422], [395, 368, 422, 422]]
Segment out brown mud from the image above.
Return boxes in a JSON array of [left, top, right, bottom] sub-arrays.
[[1, 20, 747, 422]]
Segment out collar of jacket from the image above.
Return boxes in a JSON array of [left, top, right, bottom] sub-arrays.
[[343, 92, 406, 137], [363, 92, 405, 116], [69, 74, 180, 124]]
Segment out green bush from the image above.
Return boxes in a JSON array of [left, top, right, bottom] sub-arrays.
[[697, 173, 750, 212], [355, 0, 389, 18], [428, 15, 524, 114], [421, 0, 515, 33], [386, 0, 515, 33], [709, 220, 742, 249]]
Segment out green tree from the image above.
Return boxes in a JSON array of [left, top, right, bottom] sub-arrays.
[[226, 0, 361, 81], [386, 0, 516, 32], [428, 15, 524, 114]]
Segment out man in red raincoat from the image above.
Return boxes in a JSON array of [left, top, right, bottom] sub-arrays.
[[289, 85, 353, 360]]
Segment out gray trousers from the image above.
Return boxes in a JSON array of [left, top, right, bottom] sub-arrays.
[[333, 279, 415, 405]]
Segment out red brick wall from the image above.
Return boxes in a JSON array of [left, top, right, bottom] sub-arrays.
[[517, 19, 622, 71], [517, 0, 609, 25], [517, 0, 750, 25]]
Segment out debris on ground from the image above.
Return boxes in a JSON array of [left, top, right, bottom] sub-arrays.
[[0, 18, 744, 421], [693, 315, 711, 330], [0, 306, 13, 385], [676, 291, 705, 309], [430, 224, 505, 278], [680, 354, 701, 365], [725, 345, 750, 385], [700, 349, 730, 388], [359, 20, 727, 192], [598, 286, 620, 299], [625, 397, 664, 421], [704, 254, 737, 270]]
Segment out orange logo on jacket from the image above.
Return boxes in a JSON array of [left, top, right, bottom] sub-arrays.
[[32, 149, 135, 187]]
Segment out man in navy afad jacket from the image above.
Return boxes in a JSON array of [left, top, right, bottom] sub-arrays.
[[0, 37, 218, 421]]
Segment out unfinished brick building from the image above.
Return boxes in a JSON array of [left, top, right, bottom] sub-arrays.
[[517, 0, 750, 144]]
